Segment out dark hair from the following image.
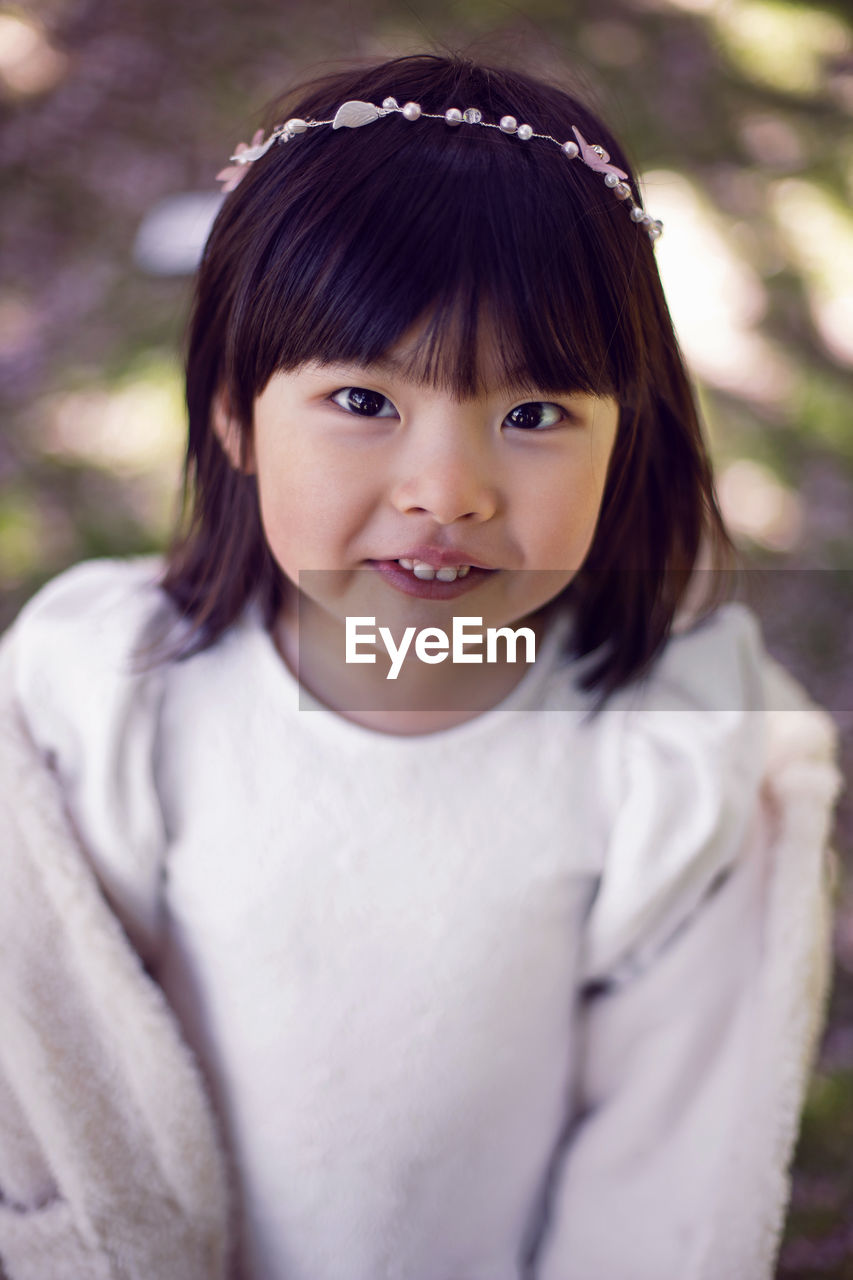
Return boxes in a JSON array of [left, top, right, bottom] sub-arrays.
[[147, 50, 736, 705]]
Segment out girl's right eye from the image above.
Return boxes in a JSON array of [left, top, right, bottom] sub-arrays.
[[330, 387, 397, 418]]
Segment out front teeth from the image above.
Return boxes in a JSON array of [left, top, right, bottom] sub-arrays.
[[397, 558, 472, 581]]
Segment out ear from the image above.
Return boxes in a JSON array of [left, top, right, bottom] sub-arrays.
[[211, 388, 256, 475]]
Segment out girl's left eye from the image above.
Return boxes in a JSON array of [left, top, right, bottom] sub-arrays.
[[330, 387, 397, 417], [504, 402, 565, 431]]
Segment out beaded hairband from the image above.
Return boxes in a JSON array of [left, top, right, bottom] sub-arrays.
[[216, 96, 663, 243]]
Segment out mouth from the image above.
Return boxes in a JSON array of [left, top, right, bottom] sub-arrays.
[[367, 559, 497, 599]]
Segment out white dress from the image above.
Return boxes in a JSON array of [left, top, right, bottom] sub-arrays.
[[2, 554, 843, 1280]]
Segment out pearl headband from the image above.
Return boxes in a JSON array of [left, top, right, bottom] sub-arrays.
[[216, 96, 664, 243]]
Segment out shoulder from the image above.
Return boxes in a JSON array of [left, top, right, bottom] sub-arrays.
[[10, 553, 170, 663], [3, 554, 174, 764], [11, 553, 169, 641], [595, 601, 770, 810], [627, 600, 766, 713]]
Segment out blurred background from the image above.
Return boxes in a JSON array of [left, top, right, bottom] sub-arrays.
[[1, 0, 851, 1270]]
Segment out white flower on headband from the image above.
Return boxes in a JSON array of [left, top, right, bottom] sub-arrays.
[[216, 129, 268, 193]]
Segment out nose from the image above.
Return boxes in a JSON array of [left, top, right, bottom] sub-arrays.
[[389, 420, 499, 524]]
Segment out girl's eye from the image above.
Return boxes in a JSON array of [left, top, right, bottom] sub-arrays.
[[504, 402, 565, 431], [330, 387, 397, 417]]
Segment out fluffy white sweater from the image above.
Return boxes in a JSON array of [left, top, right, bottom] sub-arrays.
[[0, 557, 844, 1280]]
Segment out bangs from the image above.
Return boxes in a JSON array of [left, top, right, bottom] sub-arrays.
[[220, 83, 649, 410]]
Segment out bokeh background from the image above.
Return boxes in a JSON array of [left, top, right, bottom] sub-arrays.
[[1, 0, 852, 1271]]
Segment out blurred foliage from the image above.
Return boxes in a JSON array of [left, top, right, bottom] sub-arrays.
[[2, 0, 852, 1270]]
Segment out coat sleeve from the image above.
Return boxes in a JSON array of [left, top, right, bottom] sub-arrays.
[[531, 616, 843, 1280], [0, 567, 233, 1280]]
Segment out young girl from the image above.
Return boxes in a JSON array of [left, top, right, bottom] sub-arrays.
[[0, 52, 844, 1280]]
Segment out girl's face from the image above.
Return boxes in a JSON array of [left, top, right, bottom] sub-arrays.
[[216, 328, 619, 721]]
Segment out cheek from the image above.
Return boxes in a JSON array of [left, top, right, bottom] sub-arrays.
[[253, 438, 374, 558], [512, 435, 612, 576], [251, 440, 305, 561], [533, 450, 611, 548]]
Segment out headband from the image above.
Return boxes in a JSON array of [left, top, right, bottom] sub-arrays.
[[216, 96, 663, 243]]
